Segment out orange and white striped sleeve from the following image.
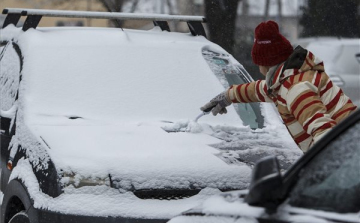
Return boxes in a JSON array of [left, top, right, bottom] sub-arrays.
[[286, 81, 337, 143], [227, 80, 273, 103]]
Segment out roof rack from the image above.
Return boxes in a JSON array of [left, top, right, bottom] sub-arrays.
[[2, 8, 207, 37]]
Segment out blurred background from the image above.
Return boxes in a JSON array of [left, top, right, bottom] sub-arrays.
[[1, 0, 359, 83]]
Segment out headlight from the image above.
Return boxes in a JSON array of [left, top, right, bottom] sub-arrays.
[[61, 172, 111, 188]]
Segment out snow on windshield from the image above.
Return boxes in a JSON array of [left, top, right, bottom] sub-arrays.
[[15, 26, 242, 126]]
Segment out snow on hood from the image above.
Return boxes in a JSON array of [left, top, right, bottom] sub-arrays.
[[32, 119, 251, 190]]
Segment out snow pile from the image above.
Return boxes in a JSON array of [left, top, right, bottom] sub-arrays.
[[162, 119, 204, 133]]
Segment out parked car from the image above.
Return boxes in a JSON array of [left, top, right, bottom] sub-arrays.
[[0, 8, 301, 223], [169, 108, 360, 223], [295, 38, 360, 106]]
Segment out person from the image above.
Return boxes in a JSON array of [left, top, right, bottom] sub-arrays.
[[201, 20, 357, 153]]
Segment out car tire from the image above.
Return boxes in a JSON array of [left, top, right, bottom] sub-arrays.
[[8, 211, 30, 223], [1, 179, 38, 223]]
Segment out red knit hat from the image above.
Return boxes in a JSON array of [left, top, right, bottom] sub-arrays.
[[251, 20, 293, 66]]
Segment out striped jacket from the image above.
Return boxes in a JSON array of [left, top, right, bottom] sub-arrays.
[[228, 46, 357, 152]]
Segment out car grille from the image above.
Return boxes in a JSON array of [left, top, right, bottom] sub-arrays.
[[133, 189, 201, 200]]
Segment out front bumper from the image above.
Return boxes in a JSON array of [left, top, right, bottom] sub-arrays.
[[34, 206, 167, 223]]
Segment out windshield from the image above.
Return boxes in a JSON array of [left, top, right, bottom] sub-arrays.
[[202, 50, 264, 129]]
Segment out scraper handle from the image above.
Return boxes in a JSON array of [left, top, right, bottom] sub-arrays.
[[202, 104, 216, 113]]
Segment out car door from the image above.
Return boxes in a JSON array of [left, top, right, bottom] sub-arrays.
[[276, 114, 360, 223]]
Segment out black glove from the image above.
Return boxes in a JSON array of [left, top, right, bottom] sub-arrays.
[[200, 89, 232, 116]]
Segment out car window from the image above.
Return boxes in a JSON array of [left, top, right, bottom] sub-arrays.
[[202, 50, 264, 129], [336, 45, 360, 74], [288, 120, 360, 213], [0, 42, 21, 112]]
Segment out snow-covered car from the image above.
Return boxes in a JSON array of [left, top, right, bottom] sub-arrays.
[[169, 109, 360, 223], [0, 8, 301, 223], [295, 38, 360, 106]]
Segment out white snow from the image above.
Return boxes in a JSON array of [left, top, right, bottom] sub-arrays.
[[35, 122, 252, 191], [10, 158, 228, 219], [168, 190, 266, 223], [1, 25, 301, 218], [200, 193, 265, 217]]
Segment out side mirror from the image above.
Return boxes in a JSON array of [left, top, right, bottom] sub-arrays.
[[245, 156, 283, 208], [356, 53, 360, 64]]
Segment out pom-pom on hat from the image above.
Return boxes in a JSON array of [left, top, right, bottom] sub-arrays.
[[251, 20, 293, 66]]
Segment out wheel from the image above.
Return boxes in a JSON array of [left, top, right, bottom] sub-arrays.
[[8, 211, 30, 223], [1, 180, 38, 223]]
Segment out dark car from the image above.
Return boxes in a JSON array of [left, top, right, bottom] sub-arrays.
[[169, 109, 360, 223]]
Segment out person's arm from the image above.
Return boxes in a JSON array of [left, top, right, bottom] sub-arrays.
[[200, 80, 272, 116], [286, 81, 337, 143], [228, 80, 273, 103]]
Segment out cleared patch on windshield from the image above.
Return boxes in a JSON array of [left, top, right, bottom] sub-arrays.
[[202, 50, 264, 129]]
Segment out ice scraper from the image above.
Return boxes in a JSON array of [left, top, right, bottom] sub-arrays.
[[194, 104, 216, 122]]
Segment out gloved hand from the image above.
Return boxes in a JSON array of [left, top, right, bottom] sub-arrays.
[[200, 89, 232, 116]]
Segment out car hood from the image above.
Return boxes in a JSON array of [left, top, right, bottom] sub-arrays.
[[29, 119, 252, 191]]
